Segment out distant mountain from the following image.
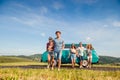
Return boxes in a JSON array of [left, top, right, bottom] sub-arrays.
[[0, 56, 33, 63], [29, 54, 41, 62], [17, 54, 41, 62], [0, 54, 42, 63], [99, 56, 120, 64]]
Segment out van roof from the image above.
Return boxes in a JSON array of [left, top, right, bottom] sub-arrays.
[[65, 44, 87, 48]]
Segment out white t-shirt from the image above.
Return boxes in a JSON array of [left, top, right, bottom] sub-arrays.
[[77, 47, 84, 56], [71, 48, 76, 54]]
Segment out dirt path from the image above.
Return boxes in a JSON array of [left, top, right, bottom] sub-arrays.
[[0, 65, 120, 71]]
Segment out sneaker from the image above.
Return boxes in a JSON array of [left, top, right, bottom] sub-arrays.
[[89, 65, 91, 68], [79, 66, 83, 68], [58, 68, 60, 71], [87, 65, 89, 68], [47, 65, 49, 69], [51, 67, 54, 70]]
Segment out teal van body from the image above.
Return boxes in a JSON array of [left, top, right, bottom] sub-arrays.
[[41, 44, 99, 65]]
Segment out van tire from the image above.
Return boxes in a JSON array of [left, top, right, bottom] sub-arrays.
[[82, 60, 88, 67]]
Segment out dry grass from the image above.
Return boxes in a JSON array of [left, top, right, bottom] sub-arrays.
[[0, 68, 119, 80], [0, 62, 46, 66], [0, 62, 120, 80]]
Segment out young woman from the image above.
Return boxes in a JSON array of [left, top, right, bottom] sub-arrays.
[[70, 43, 77, 68], [46, 37, 54, 70], [86, 44, 93, 68], [77, 42, 84, 68]]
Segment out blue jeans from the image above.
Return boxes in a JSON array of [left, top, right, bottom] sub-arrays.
[[54, 50, 62, 60]]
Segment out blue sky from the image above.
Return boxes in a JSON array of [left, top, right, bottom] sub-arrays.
[[0, 0, 120, 57]]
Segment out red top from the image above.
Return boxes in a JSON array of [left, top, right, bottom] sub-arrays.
[[46, 42, 54, 51]]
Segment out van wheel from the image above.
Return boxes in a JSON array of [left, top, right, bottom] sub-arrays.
[[82, 60, 88, 67]]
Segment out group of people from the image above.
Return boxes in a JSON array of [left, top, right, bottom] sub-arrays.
[[70, 43, 93, 68], [46, 31, 93, 71], [46, 31, 64, 71]]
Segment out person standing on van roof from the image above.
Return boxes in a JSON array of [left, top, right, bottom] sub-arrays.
[[54, 31, 64, 71], [46, 37, 54, 70], [70, 43, 77, 68], [77, 42, 84, 68], [86, 44, 93, 68]]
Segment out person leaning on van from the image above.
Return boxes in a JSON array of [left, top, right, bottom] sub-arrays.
[[86, 44, 93, 68], [77, 42, 84, 68], [70, 43, 77, 68]]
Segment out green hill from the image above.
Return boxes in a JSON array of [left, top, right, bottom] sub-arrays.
[[99, 56, 120, 64], [17, 54, 41, 62], [0, 56, 33, 63], [0, 54, 41, 63]]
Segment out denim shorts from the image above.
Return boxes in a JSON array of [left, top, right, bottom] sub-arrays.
[[71, 53, 76, 60], [48, 51, 54, 57], [54, 50, 62, 60], [79, 56, 83, 61], [87, 55, 92, 62]]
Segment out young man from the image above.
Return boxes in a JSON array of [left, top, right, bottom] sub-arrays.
[[54, 31, 64, 71], [77, 42, 84, 68], [46, 37, 54, 70]]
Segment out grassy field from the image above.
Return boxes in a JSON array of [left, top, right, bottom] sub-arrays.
[[0, 62, 120, 80], [0, 62, 120, 68], [0, 62, 46, 66], [92, 64, 120, 68], [0, 68, 120, 80], [0, 56, 120, 80]]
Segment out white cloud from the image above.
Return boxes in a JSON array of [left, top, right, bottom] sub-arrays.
[[40, 32, 46, 37], [40, 6, 48, 14], [103, 24, 109, 28], [10, 12, 69, 31], [112, 21, 120, 27], [12, 2, 32, 12], [73, 0, 98, 4], [0, 48, 40, 56], [86, 37, 92, 42], [10, 16, 38, 27], [53, 2, 64, 10], [85, 0, 99, 4]]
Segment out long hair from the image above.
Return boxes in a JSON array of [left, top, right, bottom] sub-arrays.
[[86, 44, 93, 50], [71, 44, 76, 49]]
